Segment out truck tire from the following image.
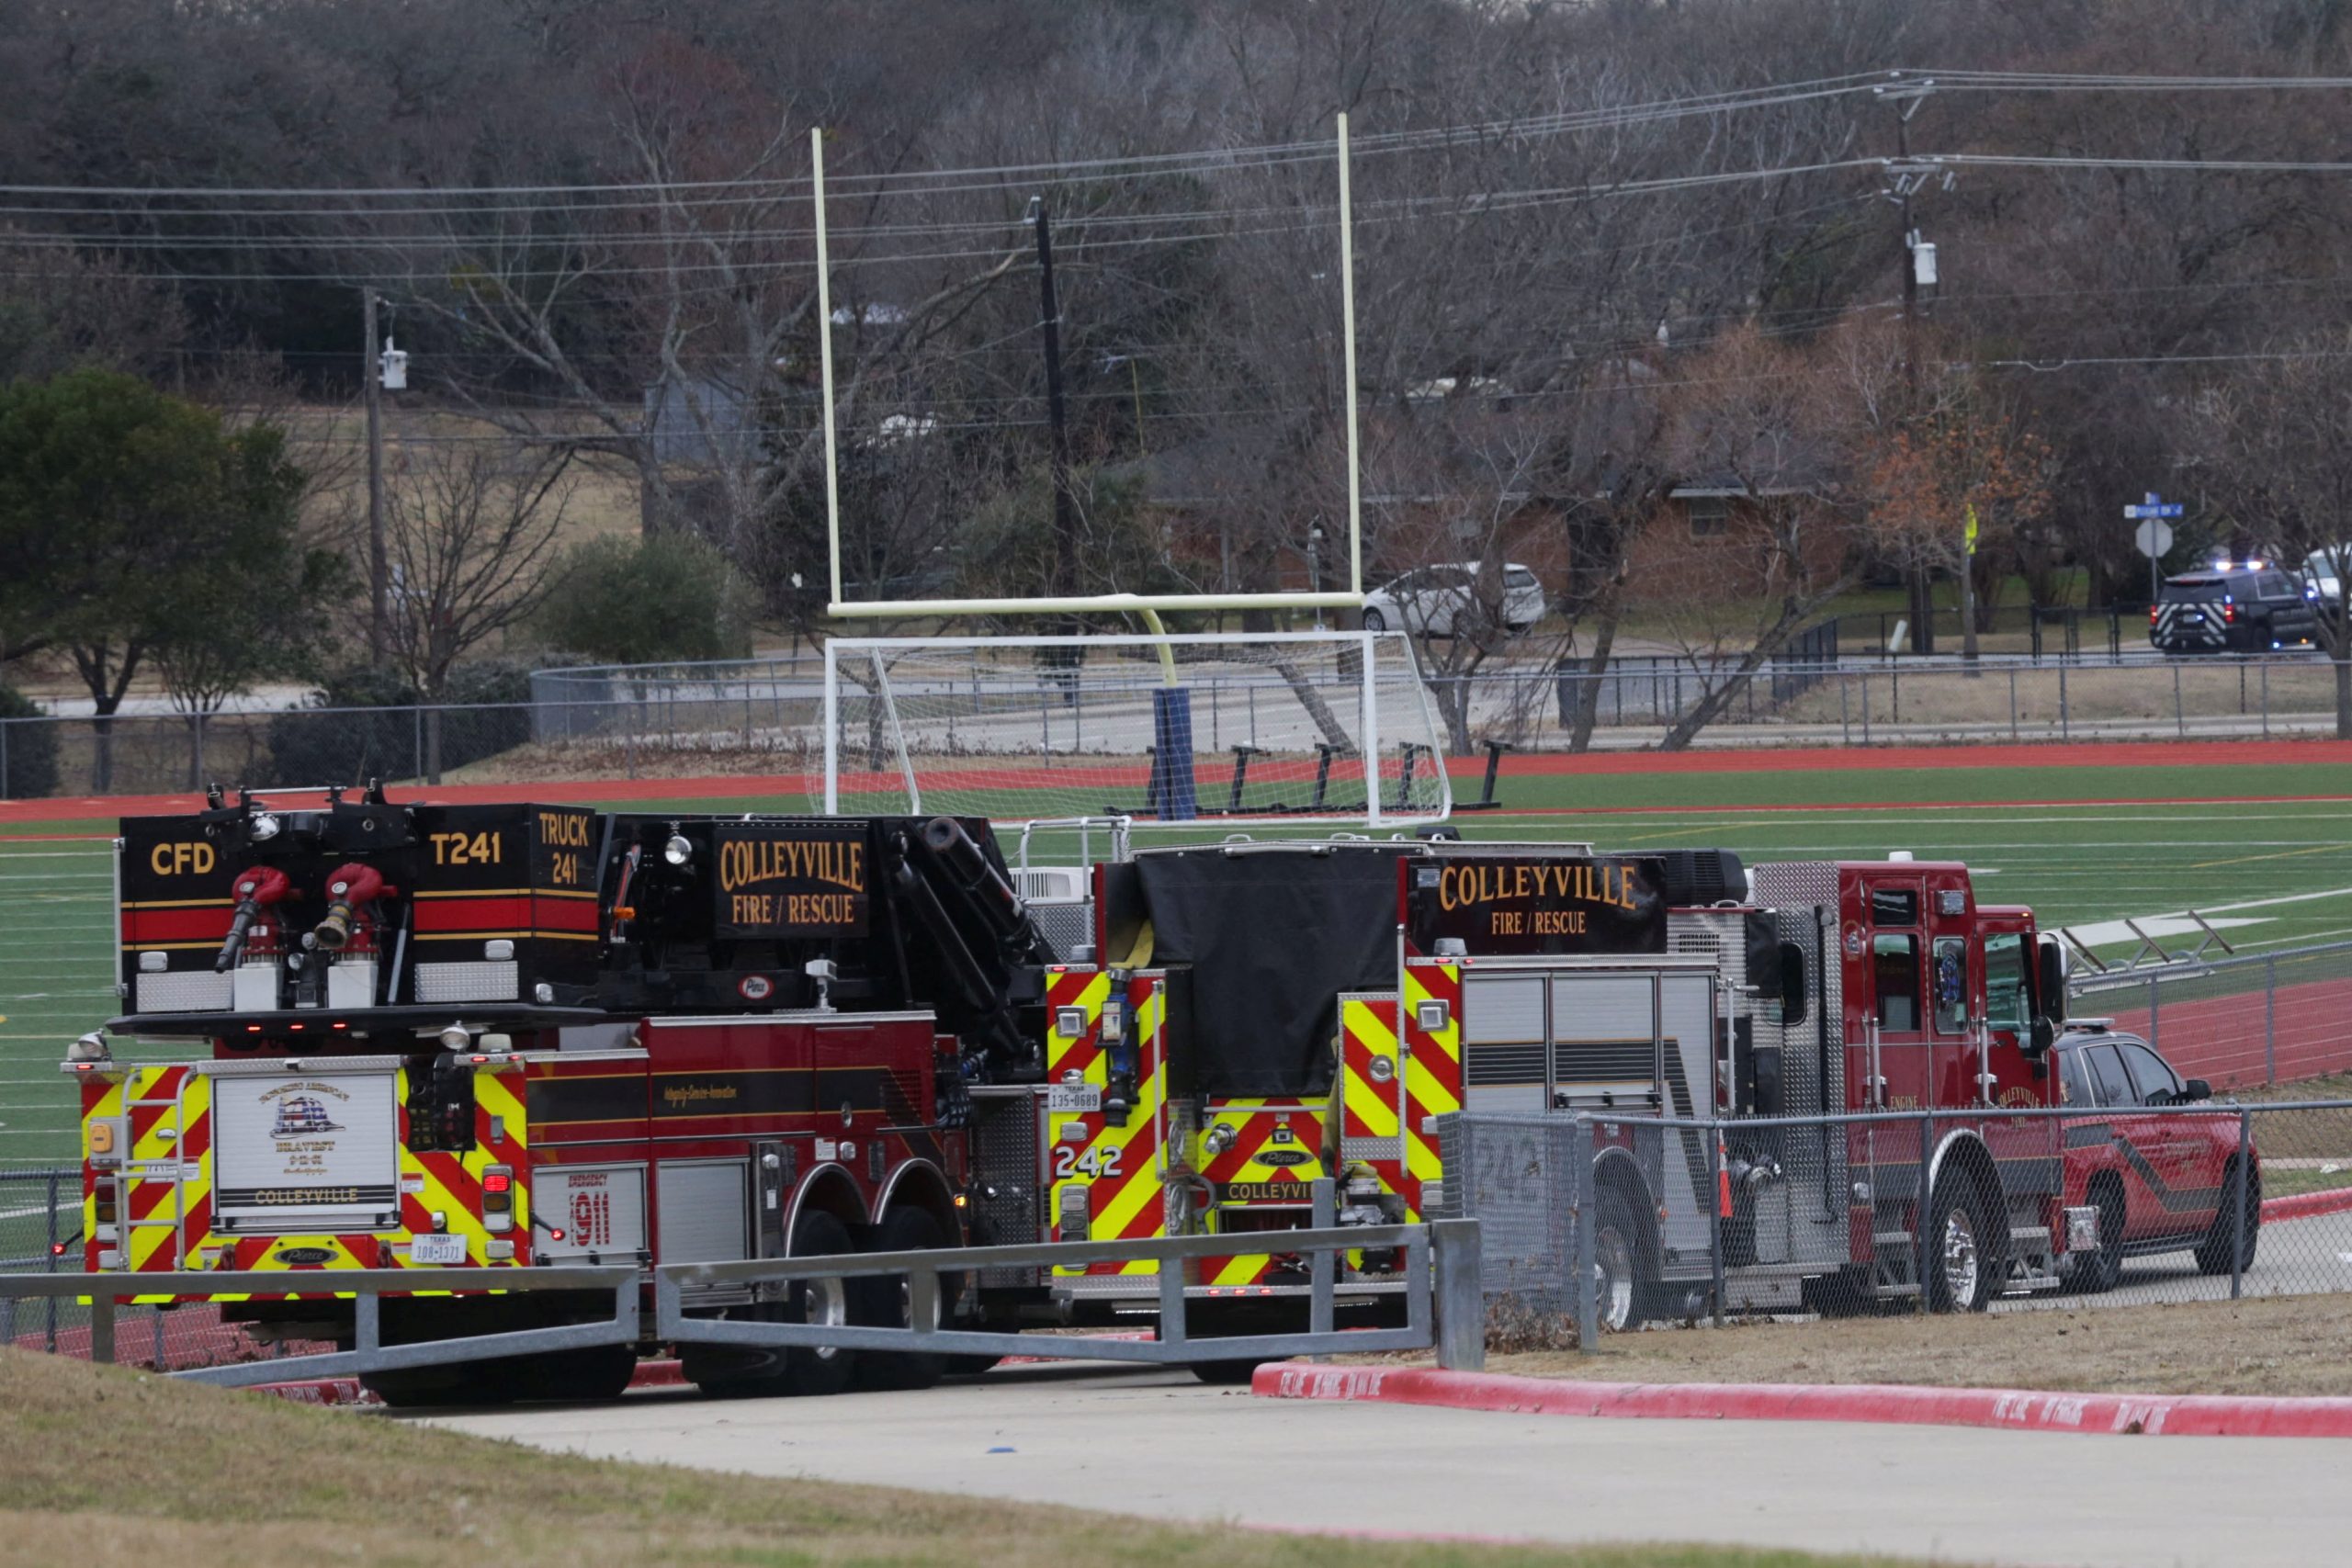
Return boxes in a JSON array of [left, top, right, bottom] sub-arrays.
[[1594, 1185, 1662, 1332], [496, 1343, 639, 1403], [1925, 1174, 1998, 1313], [362, 1364, 521, 1409], [2073, 1180, 2125, 1295], [854, 1207, 949, 1392], [2194, 1159, 2261, 1276], [683, 1210, 860, 1398]]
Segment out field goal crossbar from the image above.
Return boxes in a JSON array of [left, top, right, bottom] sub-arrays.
[[820, 630, 1452, 829]]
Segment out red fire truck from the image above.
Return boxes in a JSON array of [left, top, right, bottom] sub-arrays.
[[72, 790, 2082, 1400], [1020, 838, 2081, 1346], [76, 787, 1063, 1403]]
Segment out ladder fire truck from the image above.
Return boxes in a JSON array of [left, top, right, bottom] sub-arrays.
[[76, 787, 1057, 1403], [71, 788, 2080, 1401]]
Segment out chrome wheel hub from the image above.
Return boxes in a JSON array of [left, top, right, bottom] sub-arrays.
[[1942, 1208, 1981, 1307], [1594, 1225, 1636, 1331]]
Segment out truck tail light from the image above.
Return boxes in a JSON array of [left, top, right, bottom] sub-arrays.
[[481, 1165, 514, 1233], [2224, 602, 2236, 624], [2148, 604, 2159, 626], [94, 1188, 119, 1227], [1057, 1185, 1091, 1244]]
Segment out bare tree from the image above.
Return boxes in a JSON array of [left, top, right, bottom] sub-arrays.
[[381, 441, 575, 779], [2188, 330, 2352, 737]]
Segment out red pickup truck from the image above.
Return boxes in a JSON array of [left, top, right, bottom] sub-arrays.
[[2054, 1021, 2261, 1292]]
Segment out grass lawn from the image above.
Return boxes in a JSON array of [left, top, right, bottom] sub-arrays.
[[1467, 1292, 2352, 1401], [0, 1349, 1911, 1568], [6, 747, 2349, 1168]]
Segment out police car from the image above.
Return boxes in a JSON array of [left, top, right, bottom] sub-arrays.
[[2053, 1021, 2259, 1292], [2150, 560, 2318, 653]]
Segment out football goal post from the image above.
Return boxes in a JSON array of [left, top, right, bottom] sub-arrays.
[[822, 631, 1451, 829]]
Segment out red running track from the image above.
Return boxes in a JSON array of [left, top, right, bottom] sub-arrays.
[[2086, 973, 2352, 1089], [6, 738, 2352, 828]]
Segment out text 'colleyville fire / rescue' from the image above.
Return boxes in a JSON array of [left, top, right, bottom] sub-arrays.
[[717, 829, 867, 934]]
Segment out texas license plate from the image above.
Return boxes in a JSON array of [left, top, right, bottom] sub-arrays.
[[1046, 1084, 1102, 1113], [409, 1233, 467, 1264]]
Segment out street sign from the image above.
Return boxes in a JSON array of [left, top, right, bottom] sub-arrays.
[[2126, 492, 2185, 601]]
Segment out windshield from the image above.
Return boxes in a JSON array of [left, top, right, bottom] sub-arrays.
[[2163, 577, 2232, 603], [1504, 567, 1540, 589]]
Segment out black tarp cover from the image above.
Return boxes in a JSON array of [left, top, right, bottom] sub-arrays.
[[1132, 848, 1408, 1098]]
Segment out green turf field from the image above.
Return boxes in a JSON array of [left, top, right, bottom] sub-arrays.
[[4, 754, 2347, 1171]]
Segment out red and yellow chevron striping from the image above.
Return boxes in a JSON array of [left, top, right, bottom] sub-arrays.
[[81, 1059, 531, 1305], [1046, 971, 1168, 1278], [1400, 961, 1464, 1208]]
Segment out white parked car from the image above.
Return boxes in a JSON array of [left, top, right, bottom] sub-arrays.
[[2305, 545, 2351, 610], [1360, 562, 1547, 637]]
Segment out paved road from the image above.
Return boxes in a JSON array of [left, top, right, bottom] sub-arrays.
[[1996, 1207, 2352, 1314], [430, 1363, 2352, 1568]]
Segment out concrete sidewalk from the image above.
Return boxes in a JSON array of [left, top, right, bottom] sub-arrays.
[[428, 1363, 2352, 1567]]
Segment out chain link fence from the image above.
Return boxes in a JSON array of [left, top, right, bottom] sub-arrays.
[[0, 1166, 332, 1371], [5, 652, 2348, 799], [1442, 1098, 2352, 1348], [2065, 942, 2352, 1089]]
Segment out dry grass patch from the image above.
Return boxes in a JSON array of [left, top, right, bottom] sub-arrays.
[[0, 1349, 1910, 1568], [1464, 1292, 2352, 1398]]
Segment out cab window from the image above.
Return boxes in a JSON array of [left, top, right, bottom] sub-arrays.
[[2120, 1043, 2182, 1106], [1983, 933, 2030, 1033], [2058, 1047, 2094, 1107], [1931, 936, 1969, 1034], [2258, 570, 2294, 600], [2085, 1043, 2133, 1107], [1873, 934, 1920, 1032]]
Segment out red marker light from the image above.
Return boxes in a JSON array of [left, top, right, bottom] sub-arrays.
[[548, 1227, 565, 1241], [245, 1025, 262, 1033], [51, 1243, 67, 1256], [482, 1172, 512, 1194]]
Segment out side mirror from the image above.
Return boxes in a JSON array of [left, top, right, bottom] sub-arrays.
[[2036, 937, 2068, 1024], [2183, 1077, 2212, 1101], [1779, 942, 1809, 1027]]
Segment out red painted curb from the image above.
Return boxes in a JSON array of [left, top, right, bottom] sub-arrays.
[[2263, 1187, 2352, 1224], [247, 1355, 684, 1406], [248, 1374, 377, 1405], [1253, 1363, 2352, 1438]]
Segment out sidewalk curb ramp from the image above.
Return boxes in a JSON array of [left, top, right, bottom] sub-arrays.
[[1251, 1363, 2352, 1438]]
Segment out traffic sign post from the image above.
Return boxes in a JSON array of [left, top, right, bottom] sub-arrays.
[[2125, 491, 2185, 604]]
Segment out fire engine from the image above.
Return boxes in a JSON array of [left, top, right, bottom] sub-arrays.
[[70, 785, 2083, 1401], [74, 785, 1055, 1403], [1014, 836, 2082, 1354]]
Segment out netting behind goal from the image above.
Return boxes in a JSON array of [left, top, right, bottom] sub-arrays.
[[822, 632, 1451, 827]]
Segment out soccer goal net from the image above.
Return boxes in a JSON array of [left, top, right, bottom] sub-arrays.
[[822, 631, 1451, 828]]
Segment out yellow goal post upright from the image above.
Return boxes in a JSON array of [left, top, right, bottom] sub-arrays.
[[807, 116, 1418, 829], [807, 113, 1366, 626]]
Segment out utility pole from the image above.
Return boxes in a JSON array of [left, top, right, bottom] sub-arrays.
[[364, 288, 388, 668], [1030, 197, 1077, 615], [1880, 75, 1939, 658]]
